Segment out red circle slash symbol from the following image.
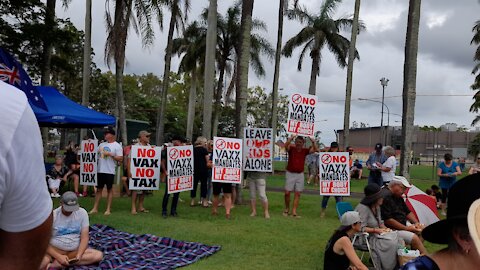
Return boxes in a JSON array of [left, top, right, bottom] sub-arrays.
[[292, 94, 302, 104], [169, 148, 179, 160], [321, 154, 332, 164], [216, 139, 226, 150]]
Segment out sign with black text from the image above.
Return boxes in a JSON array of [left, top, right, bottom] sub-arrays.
[[287, 93, 318, 137], [167, 145, 194, 194], [80, 139, 98, 186], [243, 128, 273, 172], [319, 152, 350, 196], [212, 137, 242, 184], [129, 145, 161, 190]]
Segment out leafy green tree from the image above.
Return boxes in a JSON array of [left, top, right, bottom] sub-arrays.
[[282, 0, 362, 95]]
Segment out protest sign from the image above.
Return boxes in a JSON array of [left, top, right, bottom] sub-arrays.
[[243, 128, 273, 172], [287, 93, 318, 137], [212, 137, 242, 184], [319, 152, 350, 196], [80, 139, 98, 186], [129, 145, 161, 190], [167, 145, 194, 194]]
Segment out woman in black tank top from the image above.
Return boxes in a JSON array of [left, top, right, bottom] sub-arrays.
[[324, 211, 368, 270]]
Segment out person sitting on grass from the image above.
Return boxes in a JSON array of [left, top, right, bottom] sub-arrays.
[[323, 211, 368, 270], [431, 185, 442, 209], [39, 192, 103, 269]]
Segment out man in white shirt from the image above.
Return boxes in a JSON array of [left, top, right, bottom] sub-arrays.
[[89, 126, 123, 215], [40, 192, 103, 269], [0, 81, 53, 269]]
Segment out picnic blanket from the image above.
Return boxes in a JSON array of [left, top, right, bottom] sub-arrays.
[[73, 224, 221, 269]]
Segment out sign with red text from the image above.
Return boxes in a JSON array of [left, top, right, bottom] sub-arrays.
[[287, 93, 318, 136], [80, 139, 98, 186], [212, 137, 243, 184], [167, 145, 194, 194], [319, 152, 350, 196], [243, 128, 273, 172], [129, 145, 161, 190]]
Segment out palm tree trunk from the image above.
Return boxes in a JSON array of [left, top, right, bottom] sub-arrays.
[[116, 64, 128, 146], [186, 69, 197, 141], [212, 60, 226, 137], [156, 9, 177, 144], [80, 0, 92, 140], [342, 0, 361, 148], [41, 0, 56, 86], [308, 49, 320, 95], [202, 0, 217, 139], [235, 0, 255, 205], [400, 0, 422, 177], [271, 0, 285, 148]]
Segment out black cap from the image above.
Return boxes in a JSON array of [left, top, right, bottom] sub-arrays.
[[104, 125, 116, 135], [171, 134, 186, 143], [330, 142, 339, 148], [375, 143, 382, 150]]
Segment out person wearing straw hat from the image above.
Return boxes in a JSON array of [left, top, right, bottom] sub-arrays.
[[39, 192, 103, 269], [401, 174, 480, 269], [324, 211, 368, 270]]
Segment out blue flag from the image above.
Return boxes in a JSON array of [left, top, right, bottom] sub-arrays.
[[0, 47, 48, 111]]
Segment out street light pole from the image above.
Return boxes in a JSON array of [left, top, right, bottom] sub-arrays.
[[358, 98, 391, 145], [380, 77, 389, 145]]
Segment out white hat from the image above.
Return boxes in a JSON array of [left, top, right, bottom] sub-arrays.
[[391, 176, 412, 188], [340, 211, 361, 226]]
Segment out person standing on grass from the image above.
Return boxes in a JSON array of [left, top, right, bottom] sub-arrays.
[[161, 135, 185, 218], [366, 143, 387, 187], [89, 126, 123, 216], [320, 142, 343, 218], [376, 146, 397, 186], [283, 134, 318, 218], [437, 153, 461, 216], [128, 130, 152, 215], [191, 136, 210, 207], [247, 172, 270, 219], [306, 151, 319, 185]]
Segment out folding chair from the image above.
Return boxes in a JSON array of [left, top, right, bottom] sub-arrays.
[[335, 202, 377, 270]]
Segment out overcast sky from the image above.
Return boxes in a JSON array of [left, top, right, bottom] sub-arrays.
[[57, 0, 480, 145]]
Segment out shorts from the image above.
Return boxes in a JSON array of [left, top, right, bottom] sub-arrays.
[[97, 173, 114, 190], [212, 182, 232, 195], [48, 178, 61, 189], [285, 171, 304, 192], [248, 178, 267, 202], [123, 167, 128, 178], [397, 230, 415, 244], [307, 164, 318, 177]]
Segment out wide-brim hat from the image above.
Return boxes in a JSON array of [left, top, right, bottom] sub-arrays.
[[468, 198, 480, 254], [360, 183, 384, 205], [422, 174, 480, 244]]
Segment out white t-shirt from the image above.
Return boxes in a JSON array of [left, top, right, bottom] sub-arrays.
[[98, 141, 123, 174], [50, 206, 89, 251], [381, 156, 396, 184], [0, 82, 53, 232]]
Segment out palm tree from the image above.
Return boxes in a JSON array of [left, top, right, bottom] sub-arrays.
[[469, 20, 480, 125], [342, 0, 361, 148], [172, 21, 207, 141], [156, 0, 190, 145], [205, 3, 273, 136], [399, 0, 422, 178], [105, 0, 162, 146], [80, 0, 92, 141], [282, 0, 362, 95], [202, 0, 217, 140]]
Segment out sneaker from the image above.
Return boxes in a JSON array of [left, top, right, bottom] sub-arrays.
[[50, 193, 55, 198], [441, 210, 446, 216], [79, 193, 84, 197], [208, 200, 212, 205], [54, 193, 61, 198]]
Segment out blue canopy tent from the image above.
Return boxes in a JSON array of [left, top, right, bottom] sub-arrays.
[[31, 86, 116, 128]]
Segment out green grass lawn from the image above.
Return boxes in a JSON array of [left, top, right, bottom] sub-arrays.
[[68, 180, 444, 269]]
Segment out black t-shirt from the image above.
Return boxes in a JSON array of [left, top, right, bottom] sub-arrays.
[[324, 230, 351, 270], [381, 189, 411, 226], [193, 146, 209, 176]]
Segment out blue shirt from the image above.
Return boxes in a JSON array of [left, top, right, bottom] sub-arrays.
[[438, 161, 459, 189]]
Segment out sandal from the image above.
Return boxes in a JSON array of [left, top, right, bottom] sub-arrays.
[[139, 209, 149, 213], [292, 214, 301, 219], [282, 210, 289, 217]]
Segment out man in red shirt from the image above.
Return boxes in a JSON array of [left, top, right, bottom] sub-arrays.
[[283, 135, 318, 218]]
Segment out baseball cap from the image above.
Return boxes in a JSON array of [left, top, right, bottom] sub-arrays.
[[390, 175, 412, 188], [138, 130, 151, 138], [104, 125, 116, 135], [375, 143, 382, 150], [60, 191, 80, 212], [340, 211, 361, 226], [330, 142, 339, 148], [171, 134, 186, 143]]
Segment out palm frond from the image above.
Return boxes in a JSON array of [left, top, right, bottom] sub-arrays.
[[282, 26, 315, 57], [325, 33, 351, 68], [297, 39, 314, 71], [319, 0, 342, 20], [285, 5, 314, 24]]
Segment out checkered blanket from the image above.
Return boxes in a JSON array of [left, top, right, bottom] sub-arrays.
[[74, 224, 221, 269]]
